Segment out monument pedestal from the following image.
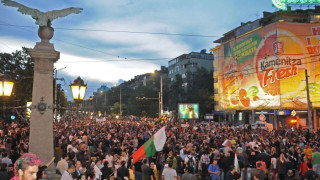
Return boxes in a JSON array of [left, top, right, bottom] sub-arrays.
[[28, 27, 60, 173]]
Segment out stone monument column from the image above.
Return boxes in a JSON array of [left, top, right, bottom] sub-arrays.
[[28, 26, 60, 170]]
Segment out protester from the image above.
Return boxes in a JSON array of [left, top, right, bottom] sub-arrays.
[[181, 167, 197, 180], [117, 160, 129, 180], [162, 162, 177, 180], [101, 161, 112, 180], [311, 146, 320, 178], [1, 112, 320, 180], [61, 161, 76, 180], [304, 162, 318, 180], [0, 163, 9, 180], [208, 159, 219, 180], [12, 153, 42, 180], [141, 159, 151, 180], [56, 153, 68, 175]]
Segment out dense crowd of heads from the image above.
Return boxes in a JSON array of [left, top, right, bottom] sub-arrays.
[[0, 112, 320, 179]]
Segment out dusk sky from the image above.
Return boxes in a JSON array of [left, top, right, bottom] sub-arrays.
[[0, 0, 278, 99]]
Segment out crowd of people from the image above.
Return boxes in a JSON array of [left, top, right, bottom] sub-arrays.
[[0, 112, 320, 180]]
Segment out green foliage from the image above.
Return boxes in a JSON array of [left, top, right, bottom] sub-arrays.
[[0, 47, 68, 118], [168, 67, 214, 118], [0, 47, 34, 104], [56, 84, 68, 116], [90, 68, 214, 118]]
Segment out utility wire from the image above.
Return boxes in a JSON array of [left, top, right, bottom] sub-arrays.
[[0, 23, 218, 38], [0, 21, 170, 62], [1, 23, 319, 38]]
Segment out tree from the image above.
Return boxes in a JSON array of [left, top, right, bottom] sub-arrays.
[[0, 48, 34, 120], [0, 47, 69, 119], [0, 47, 34, 104], [168, 74, 184, 110], [56, 84, 68, 116], [168, 67, 214, 118]]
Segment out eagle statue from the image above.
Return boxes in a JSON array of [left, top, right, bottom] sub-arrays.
[[1, 0, 83, 27]]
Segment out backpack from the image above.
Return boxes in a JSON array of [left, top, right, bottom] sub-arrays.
[[187, 157, 194, 168], [167, 156, 174, 165]]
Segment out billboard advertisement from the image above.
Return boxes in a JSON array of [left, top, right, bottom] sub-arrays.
[[178, 103, 199, 119], [215, 22, 320, 110]]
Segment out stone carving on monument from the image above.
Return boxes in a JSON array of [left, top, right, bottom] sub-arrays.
[[1, 0, 82, 27]]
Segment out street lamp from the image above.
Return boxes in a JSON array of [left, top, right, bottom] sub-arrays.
[[70, 76, 87, 104], [0, 74, 14, 97]]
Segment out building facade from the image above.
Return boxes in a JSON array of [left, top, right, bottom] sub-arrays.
[[212, 9, 320, 129], [122, 66, 168, 90], [168, 50, 214, 83]]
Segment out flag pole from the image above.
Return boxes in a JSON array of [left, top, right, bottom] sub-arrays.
[[107, 126, 167, 179]]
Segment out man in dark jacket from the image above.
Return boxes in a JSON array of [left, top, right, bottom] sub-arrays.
[[221, 151, 233, 179], [101, 161, 112, 180], [117, 161, 129, 180], [141, 159, 151, 180], [0, 163, 8, 180]]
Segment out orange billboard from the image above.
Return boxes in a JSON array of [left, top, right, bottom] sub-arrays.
[[215, 22, 320, 110]]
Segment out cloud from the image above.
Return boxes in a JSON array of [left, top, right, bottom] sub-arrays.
[[55, 53, 160, 84], [64, 17, 190, 59], [0, 37, 35, 53]]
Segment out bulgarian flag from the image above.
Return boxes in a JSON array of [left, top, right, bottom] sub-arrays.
[[222, 139, 231, 147], [150, 122, 155, 128], [132, 126, 166, 164], [234, 154, 240, 173]]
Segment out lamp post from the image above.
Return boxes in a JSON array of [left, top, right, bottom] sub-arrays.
[[54, 66, 66, 121], [70, 76, 87, 104], [0, 74, 14, 118], [136, 96, 161, 120], [0, 74, 14, 97]]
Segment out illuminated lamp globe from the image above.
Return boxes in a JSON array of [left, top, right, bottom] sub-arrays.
[[0, 74, 14, 97], [70, 76, 87, 104]]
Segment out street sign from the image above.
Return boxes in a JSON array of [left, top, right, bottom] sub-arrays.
[[259, 114, 266, 122], [291, 110, 296, 116]]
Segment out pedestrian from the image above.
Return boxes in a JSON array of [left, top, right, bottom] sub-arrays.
[[300, 155, 309, 179], [0, 163, 9, 180], [252, 162, 266, 180], [181, 167, 197, 180], [162, 162, 177, 180], [2, 152, 12, 170], [135, 159, 143, 180], [208, 159, 219, 180], [36, 157, 55, 180], [61, 162, 76, 180], [56, 153, 68, 175], [117, 160, 130, 180], [276, 153, 287, 180], [101, 161, 112, 180], [200, 149, 210, 179], [141, 159, 151, 180], [303, 162, 318, 180], [221, 151, 232, 180], [72, 160, 82, 179], [12, 153, 42, 180], [94, 159, 103, 180], [224, 165, 238, 180], [311, 146, 320, 179]]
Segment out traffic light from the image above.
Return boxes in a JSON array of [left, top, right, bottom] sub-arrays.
[[289, 116, 298, 126]]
